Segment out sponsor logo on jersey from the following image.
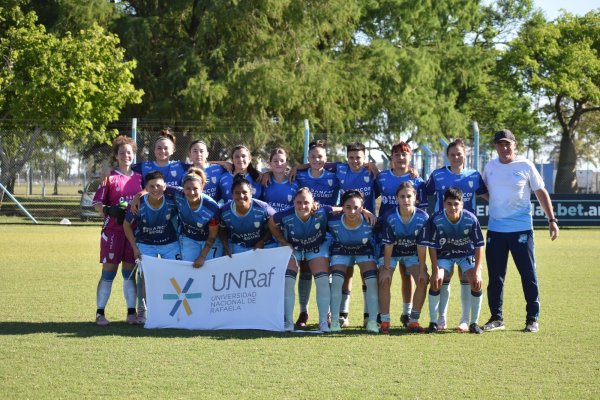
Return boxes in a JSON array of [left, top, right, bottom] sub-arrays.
[[518, 234, 528, 243]]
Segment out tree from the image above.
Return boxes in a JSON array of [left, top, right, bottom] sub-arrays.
[[0, 3, 142, 200], [505, 10, 600, 193]]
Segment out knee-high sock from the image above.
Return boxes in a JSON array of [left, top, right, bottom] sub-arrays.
[[363, 270, 379, 322], [460, 282, 472, 324], [340, 290, 351, 314], [314, 272, 331, 324], [97, 270, 117, 310], [284, 269, 297, 324], [122, 269, 136, 309], [428, 289, 441, 323], [470, 290, 483, 325], [438, 281, 450, 322], [136, 270, 146, 311], [330, 271, 346, 323], [298, 272, 312, 313]]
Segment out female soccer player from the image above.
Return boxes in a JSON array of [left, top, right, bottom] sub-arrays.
[[327, 190, 379, 333], [420, 187, 485, 334], [220, 174, 275, 256], [123, 171, 180, 324], [168, 168, 221, 267], [375, 141, 426, 327], [218, 145, 263, 202], [132, 128, 188, 187], [379, 182, 429, 334], [261, 148, 298, 212], [187, 140, 225, 201], [422, 138, 488, 331], [92, 135, 143, 326], [292, 140, 341, 327]]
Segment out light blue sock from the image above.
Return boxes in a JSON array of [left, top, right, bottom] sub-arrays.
[[438, 282, 450, 322], [314, 273, 331, 324], [284, 270, 297, 325], [298, 272, 312, 313], [381, 313, 391, 323], [460, 282, 472, 324], [363, 270, 379, 322], [97, 270, 116, 309], [122, 268, 136, 308], [428, 289, 440, 324], [330, 271, 346, 324], [402, 302, 412, 316], [470, 290, 483, 325]]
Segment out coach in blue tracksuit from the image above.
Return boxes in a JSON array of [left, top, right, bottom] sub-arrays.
[[481, 129, 559, 333]]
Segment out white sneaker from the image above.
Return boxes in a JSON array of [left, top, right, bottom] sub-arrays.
[[339, 315, 350, 328], [456, 321, 469, 332], [284, 321, 294, 332], [319, 321, 331, 333], [136, 309, 147, 324], [437, 319, 446, 330], [366, 320, 379, 333], [95, 314, 109, 326]]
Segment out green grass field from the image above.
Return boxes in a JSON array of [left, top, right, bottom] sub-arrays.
[[0, 225, 599, 399]]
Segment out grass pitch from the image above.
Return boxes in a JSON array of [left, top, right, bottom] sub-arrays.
[[0, 225, 599, 399]]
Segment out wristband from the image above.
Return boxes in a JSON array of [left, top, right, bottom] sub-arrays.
[[548, 218, 558, 224]]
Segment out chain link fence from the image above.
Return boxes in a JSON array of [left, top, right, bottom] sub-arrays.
[[0, 120, 498, 224]]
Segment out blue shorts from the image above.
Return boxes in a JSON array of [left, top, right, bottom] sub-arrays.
[[294, 239, 330, 262], [330, 254, 375, 267], [138, 241, 180, 260], [180, 236, 223, 262], [437, 257, 474, 273], [378, 256, 419, 271]]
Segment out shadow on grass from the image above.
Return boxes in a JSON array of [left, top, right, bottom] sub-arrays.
[[0, 321, 475, 339]]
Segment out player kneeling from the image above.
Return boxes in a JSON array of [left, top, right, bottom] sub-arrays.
[[420, 187, 485, 334]]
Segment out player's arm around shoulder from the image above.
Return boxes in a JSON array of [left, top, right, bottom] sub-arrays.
[[534, 187, 559, 241]]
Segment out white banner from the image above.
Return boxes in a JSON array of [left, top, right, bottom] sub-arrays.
[[141, 246, 292, 331]]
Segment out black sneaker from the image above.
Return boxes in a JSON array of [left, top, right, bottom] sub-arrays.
[[524, 318, 539, 333], [295, 311, 309, 329], [426, 322, 438, 334], [469, 323, 483, 334], [400, 314, 409, 327], [482, 318, 505, 331]]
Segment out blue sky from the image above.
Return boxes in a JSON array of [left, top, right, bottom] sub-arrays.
[[535, 0, 599, 19]]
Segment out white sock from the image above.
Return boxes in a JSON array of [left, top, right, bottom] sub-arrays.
[[314, 273, 331, 324], [402, 302, 412, 316], [438, 282, 450, 322], [428, 289, 440, 324], [330, 272, 345, 324], [363, 271, 379, 322]]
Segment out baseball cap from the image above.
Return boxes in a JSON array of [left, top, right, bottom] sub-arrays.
[[494, 129, 516, 143]]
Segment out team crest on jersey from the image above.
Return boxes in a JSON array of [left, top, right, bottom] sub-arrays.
[[328, 179, 333, 187], [287, 194, 292, 202], [518, 234, 528, 244], [468, 180, 474, 188], [341, 179, 345, 184], [362, 238, 368, 244], [464, 229, 469, 235], [109, 252, 114, 260], [116, 186, 121, 192], [415, 230, 419, 236], [166, 214, 171, 220], [364, 176, 370, 183], [171, 170, 177, 177], [143, 219, 147, 224], [211, 177, 217, 184], [439, 238, 446, 246], [252, 188, 257, 194], [254, 221, 260, 228], [197, 222, 203, 228], [315, 223, 320, 230]]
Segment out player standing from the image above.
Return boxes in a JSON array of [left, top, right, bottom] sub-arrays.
[[187, 140, 225, 201], [92, 135, 143, 326], [261, 148, 298, 212], [218, 145, 263, 202]]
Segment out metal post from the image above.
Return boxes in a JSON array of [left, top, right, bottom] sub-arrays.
[[420, 144, 433, 179], [303, 119, 310, 164], [472, 121, 480, 170], [438, 138, 449, 166], [131, 118, 138, 164]]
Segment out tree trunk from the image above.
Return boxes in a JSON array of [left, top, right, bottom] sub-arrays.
[[554, 129, 578, 194]]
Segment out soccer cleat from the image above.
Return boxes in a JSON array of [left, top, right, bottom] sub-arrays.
[[426, 322, 438, 334], [136, 309, 147, 325], [126, 314, 139, 325], [295, 311, 309, 328], [407, 322, 424, 333], [469, 323, 483, 334], [524, 318, 539, 333], [330, 322, 342, 333], [456, 322, 469, 332], [379, 321, 390, 334], [366, 320, 379, 333], [437, 318, 446, 330], [339, 315, 350, 328], [400, 314, 409, 327], [482, 318, 505, 332], [95, 314, 109, 326], [284, 321, 294, 332], [319, 321, 331, 333]]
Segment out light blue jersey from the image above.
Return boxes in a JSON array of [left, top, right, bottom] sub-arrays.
[[419, 209, 484, 259], [125, 195, 178, 245], [261, 178, 299, 212], [273, 206, 333, 251], [295, 169, 340, 207], [381, 207, 429, 257], [133, 161, 189, 187], [327, 214, 375, 256], [423, 166, 487, 213], [219, 172, 263, 203], [375, 170, 425, 216], [166, 187, 220, 241], [327, 162, 378, 213], [220, 199, 275, 249], [203, 164, 225, 201]]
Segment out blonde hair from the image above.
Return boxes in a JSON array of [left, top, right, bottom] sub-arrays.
[[182, 167, 207, 186]]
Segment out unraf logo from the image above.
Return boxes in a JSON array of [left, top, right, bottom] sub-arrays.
[[212, 267, 276, 291], [163, 277, 202, 317]]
